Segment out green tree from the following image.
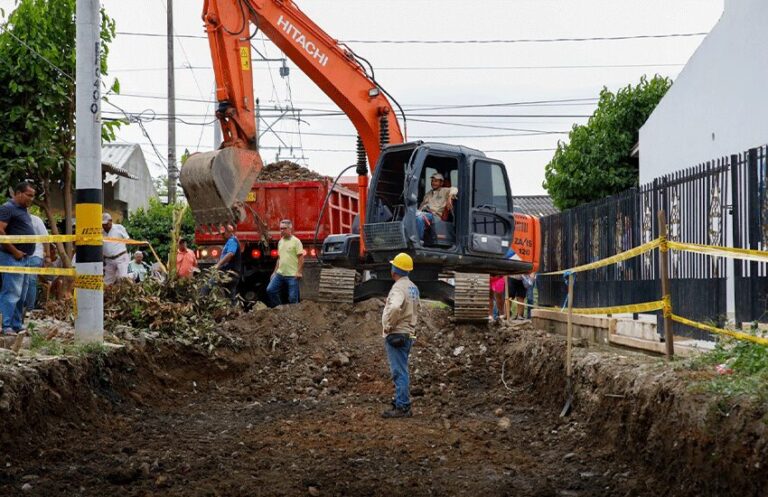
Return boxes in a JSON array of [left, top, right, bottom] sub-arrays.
[[543, 75, 672, 210], [0, 0, 120, 261], [124, 199, 197, 266]]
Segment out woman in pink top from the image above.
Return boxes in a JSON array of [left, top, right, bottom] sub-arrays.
[[489, 275, 505, 322]]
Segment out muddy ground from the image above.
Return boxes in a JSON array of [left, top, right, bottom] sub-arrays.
[[1, 301, 767, 496]]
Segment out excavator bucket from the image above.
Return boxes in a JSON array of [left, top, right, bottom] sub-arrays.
[[180, 147, 263, 228]]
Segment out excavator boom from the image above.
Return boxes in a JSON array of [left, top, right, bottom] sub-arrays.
[[181, 0, 404, 228]]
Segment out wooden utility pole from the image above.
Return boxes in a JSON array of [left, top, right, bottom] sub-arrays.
[[560, 272, 575, 417], [167, 0, 177, 203], [658, 210, 674, 359]]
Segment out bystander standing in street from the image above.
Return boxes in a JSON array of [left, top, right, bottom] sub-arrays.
[[0, 181, 36, 335], [15, 213, 48, 325], [506, 249, 527, 320], [381, 253, 420, 419], [488, 275, 505, 323], [176, 237, 198, 279], [127, 251, 151, 282], [213, 224, 241, 303], [266, 219, 304, 307], [102, 213, 130, 285]]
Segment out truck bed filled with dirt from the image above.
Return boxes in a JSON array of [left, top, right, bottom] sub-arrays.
[[256, 161, 330, 182]]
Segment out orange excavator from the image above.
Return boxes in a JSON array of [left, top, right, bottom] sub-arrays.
[[180, 0, 540, 319]]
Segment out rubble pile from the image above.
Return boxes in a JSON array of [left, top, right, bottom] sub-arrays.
[[256, 160, 329, 182]]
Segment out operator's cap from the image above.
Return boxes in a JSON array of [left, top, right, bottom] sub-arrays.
[[102, 213, 112, 223], [430, 172, 445, 180]]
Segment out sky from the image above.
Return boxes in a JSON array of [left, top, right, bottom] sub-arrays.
[[1, 0, 724, 195]]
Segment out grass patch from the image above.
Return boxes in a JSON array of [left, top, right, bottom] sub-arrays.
[[686, 335, 768, 403], [28, 331, 108, 357]]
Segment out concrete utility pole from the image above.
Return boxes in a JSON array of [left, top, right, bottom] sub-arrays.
[[167, 0, 178, 203], [75, 0, 104, 343]]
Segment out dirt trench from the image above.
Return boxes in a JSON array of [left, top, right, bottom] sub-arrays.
[[0, 301, 766, 497]]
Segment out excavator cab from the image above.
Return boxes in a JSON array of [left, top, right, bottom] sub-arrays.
[[321, 141, 533, 318]]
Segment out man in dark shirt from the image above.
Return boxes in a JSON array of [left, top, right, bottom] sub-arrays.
[[0, 181, 36, 335]]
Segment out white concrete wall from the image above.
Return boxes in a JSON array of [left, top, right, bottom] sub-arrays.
[[639, 0, 768, 184]]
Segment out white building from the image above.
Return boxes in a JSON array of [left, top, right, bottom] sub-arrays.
[[639, 0, 766, 183]]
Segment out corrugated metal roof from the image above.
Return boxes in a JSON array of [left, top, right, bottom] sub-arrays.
[[513, 195, 559, 217], [102, 143, 138, 179]]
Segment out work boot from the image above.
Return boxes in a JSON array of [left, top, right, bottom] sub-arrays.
[[381, 406, 412, 418]]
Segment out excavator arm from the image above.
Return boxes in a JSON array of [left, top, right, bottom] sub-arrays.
[[181, 0, 404, 228]]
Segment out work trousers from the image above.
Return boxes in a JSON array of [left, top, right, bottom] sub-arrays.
[[0, 251, 30, 331], [14, 255, 43, 326], [266, 273, 300, 307], [384, 333, 414, 409], [104, 253, 130, 285]]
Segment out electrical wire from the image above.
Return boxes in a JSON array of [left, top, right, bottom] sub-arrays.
[[115, 30, 709, 44], [0, 25, 74, 81]]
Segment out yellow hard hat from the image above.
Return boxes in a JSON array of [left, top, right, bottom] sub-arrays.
[[390, 252, 414, 272]]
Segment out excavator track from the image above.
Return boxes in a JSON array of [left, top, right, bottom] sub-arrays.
[[453, 272, 490, 321], [318, 268, 357, 304]]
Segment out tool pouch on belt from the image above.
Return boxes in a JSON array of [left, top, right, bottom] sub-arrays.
[[386, 333, 408, 348]]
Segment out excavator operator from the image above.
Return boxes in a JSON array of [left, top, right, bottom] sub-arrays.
[[415, 172, 458, 241]]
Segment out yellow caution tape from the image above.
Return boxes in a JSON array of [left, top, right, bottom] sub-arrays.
[[0, 266, 76, 276], [670, 314, 768, 346], [0, 234, 78, 243], [75, 274, 104, 290], [668, 241, 768, 263], [539, 238, 661, 276], [104, 237, 148, 245], [508, 298, 665, 316]]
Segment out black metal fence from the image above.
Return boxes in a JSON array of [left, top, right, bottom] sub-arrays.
[[539, 157, 732, 340], [732, 146, 768, 323]]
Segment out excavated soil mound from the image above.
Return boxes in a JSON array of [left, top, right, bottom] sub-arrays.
[[257, 161, 329, 182], [0, 301, 766, 496]]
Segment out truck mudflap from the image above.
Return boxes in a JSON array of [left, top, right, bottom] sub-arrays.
[[180, 148, 263, 228]]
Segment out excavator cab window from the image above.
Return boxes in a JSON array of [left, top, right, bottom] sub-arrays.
[[371, 148, 413, 221], [468, 159, 514, 255]]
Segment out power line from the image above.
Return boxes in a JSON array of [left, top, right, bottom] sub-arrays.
[[115, 30, 708, 44], [345, 33, 708, 44], [131, 141, 556, 153], [0, 25, 74, 81], [110, 62, 684, 73], [110, 92, 600, 111]]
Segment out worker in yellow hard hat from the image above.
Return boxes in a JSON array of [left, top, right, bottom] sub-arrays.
[[381, 252, 420, 418]]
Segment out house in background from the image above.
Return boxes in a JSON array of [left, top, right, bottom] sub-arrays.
[[46, 143, 157, 223], [639, 0, 762, 183], [101, 144, 157, 221], [513, 195, 558, 218]]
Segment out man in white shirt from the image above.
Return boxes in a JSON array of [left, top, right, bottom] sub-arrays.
[[15, 214, 49, 326], [102, 212, 131, 285]]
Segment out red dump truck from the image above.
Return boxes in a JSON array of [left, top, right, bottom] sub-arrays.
[[194, 176, 359, 304]]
